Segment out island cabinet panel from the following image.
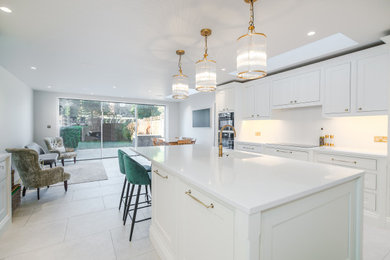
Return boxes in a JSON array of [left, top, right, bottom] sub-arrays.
[[177, 181, 234, 260], [150, 167, 178, 259], [260, 179, 362, 260]]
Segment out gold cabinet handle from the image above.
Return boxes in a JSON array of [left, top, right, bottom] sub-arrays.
[[331, 158, 357, 164], [358, 107, 362, 111], [345, 108, 349, 112], [185, 190, 214, 209], [153, 169, 168, 179], [276, 149, 292, 154]]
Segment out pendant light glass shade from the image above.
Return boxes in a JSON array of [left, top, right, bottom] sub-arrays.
[[196, 29, 216, 92], [172, 50, 189, 99], [237, 0, 267, 80]]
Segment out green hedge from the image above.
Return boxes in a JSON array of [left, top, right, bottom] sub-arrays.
[[60, 126, 82, 148]]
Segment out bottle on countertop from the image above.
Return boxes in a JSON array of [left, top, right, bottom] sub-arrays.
[[325, 134, 330, 146], [319, 128, 325, 147], [330, 135, 335, 147]]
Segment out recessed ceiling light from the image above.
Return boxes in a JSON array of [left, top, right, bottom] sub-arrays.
[[0, 7, 12, 13], [307, 31, 316, 36], [113, 86, 117, 89], [47, 85, 52, 89], [30, 66, 37, 70], [221, 68, 226, 71]]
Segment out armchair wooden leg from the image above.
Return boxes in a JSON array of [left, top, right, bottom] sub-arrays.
[[50, 162, 53, 168], [64, 180, 68, 192], [61, 159, 64, 166], [54, 161, 57, 167], [37, 188, 40, 200], [22, 186, 26, 197], [74, 157, 77, 164]]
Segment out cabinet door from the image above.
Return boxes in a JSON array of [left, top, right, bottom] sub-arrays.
[[356, 53, 390, 113], [179, 183, 234, 260], [152, 168, 177, 253], [0, 179, 7, 221], [224, 87, 235, 111], [243, 85, 255, 118], [272, 77, 293, 106], [216, 90, 225, 112], [254, 82, 271, 117], [293, 70, 320, 104], [323, 63, 351, 114]]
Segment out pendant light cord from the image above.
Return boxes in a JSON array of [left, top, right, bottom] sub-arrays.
[[178, 54, 183, 74], [204, 35, 208, 59], [248, 0, 255, 32]]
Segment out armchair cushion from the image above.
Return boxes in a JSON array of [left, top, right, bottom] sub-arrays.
[[25, 143, 45, 155]]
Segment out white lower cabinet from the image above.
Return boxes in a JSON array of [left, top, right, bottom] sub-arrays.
[[0, 180, 7, 221], [0, 155, 11, 236], [177, 182, 234, 260], [151, 167, 177, 257], [264, 146, 310, 161], [314, 152, 387, 224]]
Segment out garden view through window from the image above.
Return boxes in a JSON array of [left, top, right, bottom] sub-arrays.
[[59, 98, 165, 160]]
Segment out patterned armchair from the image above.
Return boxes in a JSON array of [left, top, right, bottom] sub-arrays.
[[5, 148, 71, 200], [44, 137, 77, 166]]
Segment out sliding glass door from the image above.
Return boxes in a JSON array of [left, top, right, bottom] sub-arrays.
[[58, 98, 165, 160], [102, 102, 136, 158], [59, 99, 102, 160]]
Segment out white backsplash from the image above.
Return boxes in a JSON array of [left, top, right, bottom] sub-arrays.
[[237, 106, 388, 152]]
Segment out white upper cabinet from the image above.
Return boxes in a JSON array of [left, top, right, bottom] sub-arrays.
[[323, 62, 351, 115], [216, 85, 236, 113], [292, 70, 321, 104], [243, 81, 271, 119], [355, 51, 390, 114], [272, 70, 321, 108], [272, 77, 293, 106]]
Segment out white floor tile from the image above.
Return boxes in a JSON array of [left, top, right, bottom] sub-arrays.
[[27, 197, 105, 225], [65, 208, 125, 241], [0, 220, 68, 259], [5, 231, 116, 260]]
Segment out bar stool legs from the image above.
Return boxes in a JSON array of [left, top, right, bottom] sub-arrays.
[[123, 184, 135, 225], [122, 182, 131, 222], [129, 185, 142, 241], [119, 177, 127, 210]]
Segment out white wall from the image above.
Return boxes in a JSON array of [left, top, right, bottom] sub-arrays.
[[33, 90, 179, 149], [178, 92, 216, 146], [0, 66, 33, 152], [238, 106, 388, 152]]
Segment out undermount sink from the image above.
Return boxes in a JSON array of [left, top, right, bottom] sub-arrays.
[[222, 151, 261, 159]]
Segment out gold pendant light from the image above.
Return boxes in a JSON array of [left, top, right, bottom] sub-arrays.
[[237, 0, 267, 80], [172, 50, 189, 99], [195, 28, 217, 92]]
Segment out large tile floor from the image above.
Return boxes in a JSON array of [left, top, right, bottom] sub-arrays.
[[0, 158, 158, 260], [1, 158, 390, 259]]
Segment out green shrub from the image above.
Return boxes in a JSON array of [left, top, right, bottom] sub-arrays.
[[60, 126, 82, 148]]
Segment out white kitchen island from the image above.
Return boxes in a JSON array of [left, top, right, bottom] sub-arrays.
[[131, 145, 364, 260]]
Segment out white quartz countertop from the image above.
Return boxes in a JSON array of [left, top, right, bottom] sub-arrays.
[[131, 145, 363, 214], [235, 141, 388, 158]]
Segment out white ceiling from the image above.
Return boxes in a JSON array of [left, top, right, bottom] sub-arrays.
[[0, 0, 389, 101]]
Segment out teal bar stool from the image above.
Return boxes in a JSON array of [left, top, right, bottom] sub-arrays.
[[118, 149, 151, 218], [123, 153, 152, 241]]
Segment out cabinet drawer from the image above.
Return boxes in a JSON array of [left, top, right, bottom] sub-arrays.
[[316, 153, 377, 171], [266, 147, 309, 161], [235, 143, 262, 153], [364, 192, 376, 212], [364, 173, 377, 190], [0, 161, 6, 182]]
